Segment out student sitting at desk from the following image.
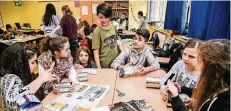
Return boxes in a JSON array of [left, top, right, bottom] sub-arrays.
[[75, 46, 96, 68], [0, 43, 58, 110], [160, 39, 203, 101], [111, 29, 160, 75], [38, 36, 77, 94], [166, 39, 230, 111], [117, 13, 127, 30], [3, 24, 21, 40]]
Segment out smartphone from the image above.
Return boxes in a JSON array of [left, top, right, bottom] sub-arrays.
[[164, 73, 175, 85]]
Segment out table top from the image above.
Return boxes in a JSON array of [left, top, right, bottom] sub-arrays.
[[0, 35, 44, 45], [42, 69, 172, 111], [18, 29, 41, 33], [121, 30, 136, 35], [42, 69, 118, 110], [113, 70, 171, 111]]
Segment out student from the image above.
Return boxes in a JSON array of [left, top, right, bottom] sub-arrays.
[[3, 24, 19, 39], [50, 5, 78, 61], [42, 3, 62, 37], [111, 29, 160, 74], [80, 27, 93, 54], [38, 36, 76, 94], [91, 24, 97, 30], [75, 46, 96, 68], [79, 20, 90, 40], [92, 3, 123, 68], [137, 11, 147, 29], [117, 13, 127, 30], [166, 39, 230, 111], [110, 17, 119, 30], [160, 39, 203, 101], [0, 42, 58, 110]]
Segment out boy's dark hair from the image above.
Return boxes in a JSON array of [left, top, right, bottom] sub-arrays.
[[6, 24, 12, 30], [91, 24, 97, 31], [122, 13, 126, 16], [136, 29, 150, 42], [96, 3, 112, 18], [138, 11, 143, 16], [84, 27, 93, 36]]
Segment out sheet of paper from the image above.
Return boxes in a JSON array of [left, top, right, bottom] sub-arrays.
[[44, 83, 109, 110], [92, 4, 98, 14], [82, 6, 88, 15], [91, 106, 110, 111]]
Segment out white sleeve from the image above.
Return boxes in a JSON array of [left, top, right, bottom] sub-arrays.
[[68, 66, 78, 83], [38, 63, 45, 77]]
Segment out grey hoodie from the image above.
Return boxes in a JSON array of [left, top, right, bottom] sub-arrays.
[[111, 46, 160, 70], [160, 60, 200, 92]]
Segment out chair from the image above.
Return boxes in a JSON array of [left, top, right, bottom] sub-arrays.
[[15, 23, 21, 29], [23, 23, 31, 28]]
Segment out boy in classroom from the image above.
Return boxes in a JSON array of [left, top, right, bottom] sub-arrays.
[[92, 3, 123, 68], [111, 29, 160, 75]]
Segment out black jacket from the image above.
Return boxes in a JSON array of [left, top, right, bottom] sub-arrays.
[[171, 88, 230, 111]]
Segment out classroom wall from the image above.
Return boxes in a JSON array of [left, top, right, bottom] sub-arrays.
[[128, 0, 148, 29], [0, 1, 80, 30]]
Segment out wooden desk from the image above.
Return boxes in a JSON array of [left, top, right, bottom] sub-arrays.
[[122, 30, 136, 35], [42, 69, 118, 110], [0, 35, 44, 47], [113, 70, 172, 111], [18, 29, 41, 33], [158, 57, 170, 63]]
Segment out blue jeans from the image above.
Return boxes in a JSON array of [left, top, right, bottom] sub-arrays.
[[69, 39, 78, 63]]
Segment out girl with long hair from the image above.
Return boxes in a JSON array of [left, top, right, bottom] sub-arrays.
[[0, 42, 58, 110], [42, 3, 62, 37], [166, 39, 230, 111]]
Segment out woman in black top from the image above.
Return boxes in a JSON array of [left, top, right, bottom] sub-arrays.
[[166, 39, 230, 111]]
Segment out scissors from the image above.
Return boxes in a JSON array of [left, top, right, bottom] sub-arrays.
[[116, 89, 125, 97]]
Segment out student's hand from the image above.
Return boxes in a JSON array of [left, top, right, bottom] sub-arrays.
[[166, 80, 179, 98], [40, 69, 59, 83], [68, 80, 76, 92], [74, 64, 84, 69], [138, 67, 149, 75], [174, 82, 181, 92], [161, 89, 168, 101], [116, 40, 122, 46], [184, 97, 194, 109], [52, 84, 59, 95]]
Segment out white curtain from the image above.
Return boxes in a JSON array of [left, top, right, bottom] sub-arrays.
[[148, 0, 167, 24]]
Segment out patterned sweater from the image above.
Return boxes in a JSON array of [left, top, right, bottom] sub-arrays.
[[0, 74, 33, 111]]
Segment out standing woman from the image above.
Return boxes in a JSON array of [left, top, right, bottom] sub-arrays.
[[50, 5, 78, 61], [42, 3, 62, 37]]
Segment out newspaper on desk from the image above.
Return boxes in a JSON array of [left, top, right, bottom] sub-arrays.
[[44, 82, 109, 111]]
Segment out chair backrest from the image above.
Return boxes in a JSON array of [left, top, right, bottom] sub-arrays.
[[15, 23, 21, 29], [149, 31, 167, 49], [23, 23, 31, 28], [151, 31, 160, 49]]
